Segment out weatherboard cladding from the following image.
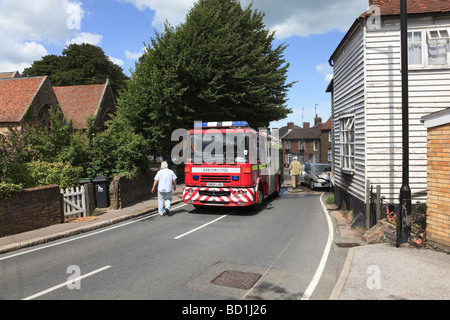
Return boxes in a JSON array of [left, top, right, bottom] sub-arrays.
[[331, 0, 450, 205]]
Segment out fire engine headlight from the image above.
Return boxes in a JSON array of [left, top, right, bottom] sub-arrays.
[[193, 175, 199, 180], [232, 176, 239, 181]]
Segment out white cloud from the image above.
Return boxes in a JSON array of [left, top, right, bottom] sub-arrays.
[[316, 63, 333, 82], [121, 0, 369, 39], [0, 0, 84, 72], [109, 56, 125, 67], [125, 48, 145, 60], [65, 32, 103, 46], [119, 0, 193, 30]]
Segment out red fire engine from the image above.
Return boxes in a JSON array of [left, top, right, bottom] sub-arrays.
[[183, 121, 282, 208]]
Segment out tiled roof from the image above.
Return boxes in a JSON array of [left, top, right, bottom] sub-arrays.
[[282, 126, 322, 140], [321, 117, 332, 131], [0, 77, 46, 122], [0, 71, 20, 79], [54, 83, 106, 129], [368, 0, 450, 16]]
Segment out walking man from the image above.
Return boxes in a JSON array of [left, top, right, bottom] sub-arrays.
[[288, 156, 302, 189], [152, 161, 177, 216]]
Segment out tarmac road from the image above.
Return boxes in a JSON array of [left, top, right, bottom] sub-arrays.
[[0, 188, 344, 300]]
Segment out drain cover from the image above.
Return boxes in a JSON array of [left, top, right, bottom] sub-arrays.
[[335, 242, 361, 248], [211, 270, 262, 290]]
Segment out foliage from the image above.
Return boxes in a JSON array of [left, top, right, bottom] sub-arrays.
[[0, 182, 23, 200], [116, 0, 294, 156], [22, 109, 90, 168], [86, 117, 150, 179], [326, 194, 335, 205], [22, 43, 128, 95], [0, 128, 35, 182], [8, 161, 83, 189]]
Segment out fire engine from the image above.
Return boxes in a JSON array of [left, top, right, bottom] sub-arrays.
[[183, 121, 283, 209]]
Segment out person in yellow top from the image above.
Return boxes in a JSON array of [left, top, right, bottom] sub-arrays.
[[289, 156, 302, 189]]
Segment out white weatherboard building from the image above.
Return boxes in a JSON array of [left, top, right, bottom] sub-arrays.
[[327, 0, 450, 225]]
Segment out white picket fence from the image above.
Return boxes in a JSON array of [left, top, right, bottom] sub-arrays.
[[61, 186, 86, 218]]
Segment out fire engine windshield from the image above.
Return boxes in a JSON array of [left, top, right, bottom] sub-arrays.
[[189, 132, 250, 164]]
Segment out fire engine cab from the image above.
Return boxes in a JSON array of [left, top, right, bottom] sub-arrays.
[[183, 121, 282, 209]]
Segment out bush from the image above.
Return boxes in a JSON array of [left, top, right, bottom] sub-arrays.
[[9, 161, 83, 189], [0, 182, 23, 200], [326, 194, 335, 205]]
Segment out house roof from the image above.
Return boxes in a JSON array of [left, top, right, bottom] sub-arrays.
[[0, 76, 47, 123], [282, 126, 322, 140], [53, 81, 108, 129], [368, 0, 450, 16], [0, 71, 20, 79], [321, 117, 332, 131], [421, 108, 450, 128]]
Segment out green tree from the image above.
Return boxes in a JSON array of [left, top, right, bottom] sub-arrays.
[[23, 43, 128, 94], [116, 0, 294, 156]]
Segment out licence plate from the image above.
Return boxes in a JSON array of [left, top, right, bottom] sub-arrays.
[[207, 183, 223, 187]]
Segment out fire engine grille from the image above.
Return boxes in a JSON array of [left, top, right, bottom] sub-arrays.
[[199, 190, 231, 197], [200, 175, 231, 183]]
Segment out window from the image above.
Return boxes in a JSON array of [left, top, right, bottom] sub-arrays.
[[285, 140, 290, 150], [313, 140, 319, 151], [408, 29, 450, 67], [340, 116, 355, 172], [298, 140, 305, 151]]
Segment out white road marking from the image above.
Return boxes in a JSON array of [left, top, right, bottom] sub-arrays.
[[0, 204, 189, 262], [22, 265, 112, 300], [301, 193, 334, 300], [174, 214, 229, 240]]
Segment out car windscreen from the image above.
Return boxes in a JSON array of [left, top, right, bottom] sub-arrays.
[[311, 164, 330, 173]]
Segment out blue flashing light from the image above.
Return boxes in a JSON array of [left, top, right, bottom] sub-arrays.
[[193, 175, 200, 180], [232, 176, 240, 181], [193, 121, 249, 128]]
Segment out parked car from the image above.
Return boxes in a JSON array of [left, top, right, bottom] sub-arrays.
[[299, 161, 307, 184], [304, 163, 331, 190]]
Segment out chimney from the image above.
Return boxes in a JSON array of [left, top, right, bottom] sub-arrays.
[[314, 115, 322, 127], [287, 122, 294, 132], [303, 122, 310, 129]]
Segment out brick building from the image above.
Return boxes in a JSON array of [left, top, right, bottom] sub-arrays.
[[54, 79, 116, 130], [0, 76, 60, 136], [281, 116, 331, 165], [422, 109, 450, 252]]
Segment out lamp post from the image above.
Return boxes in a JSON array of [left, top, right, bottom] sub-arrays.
[[398, 0, 411, 246]]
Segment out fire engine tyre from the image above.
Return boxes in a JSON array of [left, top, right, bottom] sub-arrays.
[[251, 184, 264, 211]]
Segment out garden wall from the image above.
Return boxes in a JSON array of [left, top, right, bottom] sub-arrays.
[[0, 185, 63, 237]]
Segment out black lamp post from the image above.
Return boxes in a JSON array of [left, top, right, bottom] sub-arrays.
[[398, 0, 412, 246]]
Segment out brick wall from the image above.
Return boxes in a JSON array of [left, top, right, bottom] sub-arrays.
[[109, 170, 157, 209], [426, 123, 450, 252], [0, 185, 63, 238]]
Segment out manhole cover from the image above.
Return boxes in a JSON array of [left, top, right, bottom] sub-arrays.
[[335, 242, 361, 248], [211, 270, 262, 290]]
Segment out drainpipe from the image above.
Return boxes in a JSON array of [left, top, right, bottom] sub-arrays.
[[398, 0, 411, 246]]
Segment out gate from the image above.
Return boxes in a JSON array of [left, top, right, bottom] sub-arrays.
[[61, 186, 86, 218]]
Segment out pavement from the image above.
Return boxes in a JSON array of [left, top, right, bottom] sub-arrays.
[[1, 180, 449, 300]]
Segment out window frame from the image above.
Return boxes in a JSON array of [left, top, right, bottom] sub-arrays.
[[339, 115, 355, 174], [408, 28, 450, 69]]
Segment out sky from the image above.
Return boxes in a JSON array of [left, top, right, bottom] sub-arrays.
[[0, 0, 371, 129]]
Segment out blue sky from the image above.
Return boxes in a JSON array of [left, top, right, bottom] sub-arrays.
[[0, 0, 370, 129]]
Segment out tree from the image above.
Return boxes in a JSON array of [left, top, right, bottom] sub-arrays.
[[116, 0, 294, 156], [23, 43, 128, 94]]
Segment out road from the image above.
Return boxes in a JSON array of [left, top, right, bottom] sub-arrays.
[[0, 187, 347, 301]]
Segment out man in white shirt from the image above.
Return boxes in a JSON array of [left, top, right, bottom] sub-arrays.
[[151, 161, 177, 216]]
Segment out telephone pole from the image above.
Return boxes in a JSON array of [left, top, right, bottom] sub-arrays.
[[398, 0, 411, 246]]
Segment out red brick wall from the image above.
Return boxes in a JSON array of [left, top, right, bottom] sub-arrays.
[[427, 123, 450, 252], [109, 170, 157, 209], [0, 185, 63, 237]]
